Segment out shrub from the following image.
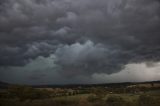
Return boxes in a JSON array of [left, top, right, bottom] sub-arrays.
[[87, 94, 99, 102], [7, 85, 50, 101], [53, 98, 79, 106], [138, 94, 159, 106], [106, 95, 126, 106], [91, 87, 107, 99]]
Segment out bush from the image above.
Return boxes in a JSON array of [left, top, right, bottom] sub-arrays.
[[138, 94, 159, 106], [53, 98, 79, 106], [91, 87, 107, 99], [106, 95, 126, 106], [7, 85, 50, 101], [87, 94, 99, 102]]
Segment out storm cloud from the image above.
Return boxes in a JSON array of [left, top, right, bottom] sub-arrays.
[[0, 0, 160, 84]]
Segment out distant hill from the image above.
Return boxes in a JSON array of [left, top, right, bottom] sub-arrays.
[[0, 80, 160, 89], [32, 81, 160, 88], [0, 81, 10, 89]]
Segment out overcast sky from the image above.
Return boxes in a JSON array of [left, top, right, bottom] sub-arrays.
[[0, 0, 160, 85]]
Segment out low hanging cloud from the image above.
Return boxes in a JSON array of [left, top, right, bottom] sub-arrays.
[[0, 55, 61, 84], [0, 0, 160, 84], [92, 62, 160, 83], [1, 56, 160, 84]]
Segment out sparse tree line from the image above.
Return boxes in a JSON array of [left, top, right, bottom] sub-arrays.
[[0, 85, 160, 106], [0, 85, 51, 101], [0, 85, 90, 101], [0, 85, 160, 100]]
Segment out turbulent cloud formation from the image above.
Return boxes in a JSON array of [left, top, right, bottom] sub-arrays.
[[0, 0, 160, 84], [92, 62, 160, 83], [55, 40, 130, 76]]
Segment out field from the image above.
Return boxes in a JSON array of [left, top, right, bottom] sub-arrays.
[[0, 82, 160, 106]]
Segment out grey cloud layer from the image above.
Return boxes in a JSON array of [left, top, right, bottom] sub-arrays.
[[0, 0, 160, 79], [55, 40, 130, 76]]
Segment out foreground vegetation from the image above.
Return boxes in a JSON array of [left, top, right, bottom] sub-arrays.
[[0, 83, 160, 106]]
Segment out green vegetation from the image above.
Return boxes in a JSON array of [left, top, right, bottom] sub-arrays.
[[106, 95, 126, 106], [0, 84, 160, 106], [6, 85, 51, 101]]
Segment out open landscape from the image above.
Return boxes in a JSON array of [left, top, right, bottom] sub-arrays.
[[1, 0, 160, 106], [0, 81, 160, 106]]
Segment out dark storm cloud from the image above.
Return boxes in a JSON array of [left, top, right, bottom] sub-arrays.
[[0, 0, 160, 80], [54, 40, 131, 77]]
